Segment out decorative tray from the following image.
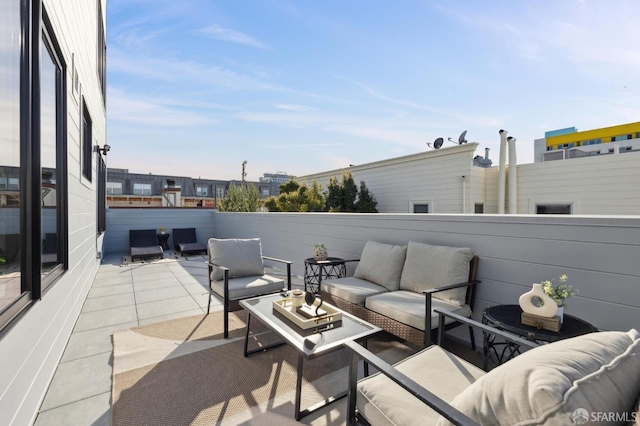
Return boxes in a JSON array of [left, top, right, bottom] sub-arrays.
[[273, 298, 342, 330]]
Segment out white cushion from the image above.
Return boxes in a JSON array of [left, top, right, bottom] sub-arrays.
[[354, 241, 407, 291], [439, 329, 640, 425], [320, 276, 388, 305], [207, 238, 264, 281], [399, 242, 473, 306], [211, 274, 284, 300], [365, 290, 471, 331]]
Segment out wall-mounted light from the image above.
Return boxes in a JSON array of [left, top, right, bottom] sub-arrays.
[[97, 144, 111, 155]]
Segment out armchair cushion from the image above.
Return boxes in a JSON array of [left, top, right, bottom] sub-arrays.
[[320, 276, 389, 305], [210, 274, 284, 300], [354, 241, 407, 291], [399, 242, 473, 306], [364, 290, 471, 331], [358, 345, 486, 426], [207, 238, 264, 282], [440, 329, 640, 425]]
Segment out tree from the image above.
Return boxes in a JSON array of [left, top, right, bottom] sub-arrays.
[[218, 183, 261, 212], [356, 180, 378, 213], [326, 171, 358, 212], [264, 179, 326, 212]]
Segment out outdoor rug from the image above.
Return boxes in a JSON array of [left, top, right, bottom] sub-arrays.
[[112, 310, 415, 425], [120, 250, 207, 266]]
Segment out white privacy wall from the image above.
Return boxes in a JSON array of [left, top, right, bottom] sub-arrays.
[[213, 212, 640, 334]]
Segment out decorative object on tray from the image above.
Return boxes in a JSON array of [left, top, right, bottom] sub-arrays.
[[272, 297, 342, 330], [159, 226, 166, 234], [313, 243, 328, 261], [519, 283, 558, 318], [541, 274, 577, 324], [290, 289, 305, 310]]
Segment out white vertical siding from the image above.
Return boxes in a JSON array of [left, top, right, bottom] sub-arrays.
[[0, 1, 107, 424]]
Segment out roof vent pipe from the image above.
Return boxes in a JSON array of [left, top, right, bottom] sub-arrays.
[[507, 136, 517, 214], [498, 130, 508, 214], [485, 147, 490, 160]]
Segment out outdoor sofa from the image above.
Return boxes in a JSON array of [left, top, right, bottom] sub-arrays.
[[346, 308, 640, 425], [319, 241, 479, 348]]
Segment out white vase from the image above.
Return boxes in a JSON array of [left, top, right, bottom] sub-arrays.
[[313, 246, 328, 261], [518, 283, 558, 318], [557, 305, 564, 323]]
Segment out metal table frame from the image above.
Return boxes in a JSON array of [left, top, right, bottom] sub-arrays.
[[304, 257, 348, 293], [240, 293, 381, 420]]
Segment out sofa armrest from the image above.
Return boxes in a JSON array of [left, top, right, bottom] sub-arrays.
[[423, 279, 479, 295], [423, 280, 479, 346], [433, 308, 540, 350], [262, 256, 292, 290], [344, 341, 479, 426]]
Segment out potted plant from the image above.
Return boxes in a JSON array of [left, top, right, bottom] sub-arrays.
[[313, 243, 328, 261], [541, 274, 577, 322], [159, 227, 166, 235]]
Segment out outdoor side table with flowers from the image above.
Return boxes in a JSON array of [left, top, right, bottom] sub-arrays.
[[541, 274, 578, 322]]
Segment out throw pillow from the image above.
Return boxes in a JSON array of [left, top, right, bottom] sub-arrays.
[[353, 241, 407, 291]]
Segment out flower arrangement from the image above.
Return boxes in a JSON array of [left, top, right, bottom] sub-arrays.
[[159, 227, 166, 233], [541, 274, 577, 307], [314, 243, 325, 248]]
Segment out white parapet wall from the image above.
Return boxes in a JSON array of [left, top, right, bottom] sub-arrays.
[[212, 212, 640, 334]]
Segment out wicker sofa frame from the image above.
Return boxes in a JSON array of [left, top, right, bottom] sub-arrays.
[[319, 255, 479, 348]]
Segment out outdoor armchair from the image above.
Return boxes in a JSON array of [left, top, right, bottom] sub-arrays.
[[206, 238, 291, 338], [346, 309, 640, 426]]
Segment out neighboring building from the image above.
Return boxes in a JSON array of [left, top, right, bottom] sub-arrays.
[[298, 138, 640, 215], [259, 172, 293, 184], [0, 0, 108, 423], [105, 169, 283, 207], [534, 122, 640, 163]]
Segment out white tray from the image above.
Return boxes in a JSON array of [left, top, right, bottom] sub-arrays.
[[273, 298, 342, 330]]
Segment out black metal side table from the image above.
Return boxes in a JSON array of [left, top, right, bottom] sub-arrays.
[[482, 304, 598, 369], [304, 257, 347, 293], [157, 233, 170, 250]]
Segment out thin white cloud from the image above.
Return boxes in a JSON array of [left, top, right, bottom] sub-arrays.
[[274, 104, 310, 111], [201, 25, 271, 50]]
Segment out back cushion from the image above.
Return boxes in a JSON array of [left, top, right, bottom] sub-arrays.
[[399, 241, 473, 306], [438, 329, 640, 426], [353, 241, 407, 291], [207, 238, 264, 281]]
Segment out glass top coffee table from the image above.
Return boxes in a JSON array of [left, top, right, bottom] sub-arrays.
[[240, 292, 381, 420]]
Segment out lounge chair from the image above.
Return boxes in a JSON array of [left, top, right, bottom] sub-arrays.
[[172, 227, 206, 255], [129, 229, 163, 261], [42, 233, 58, 264], [206, 238, 292, 338]]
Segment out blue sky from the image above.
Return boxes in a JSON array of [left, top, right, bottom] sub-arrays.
[[106, 0, 640, 181]]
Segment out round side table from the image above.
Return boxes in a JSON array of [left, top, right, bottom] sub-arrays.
[[157, 233, 170, 250], [304, 257, 347, 294]]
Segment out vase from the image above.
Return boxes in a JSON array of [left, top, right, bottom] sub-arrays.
[[313, 246, 328, 261], [557, 305, 564, 323], [518, 283, 558, 318]]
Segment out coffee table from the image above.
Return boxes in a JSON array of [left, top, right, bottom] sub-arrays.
[[240, 292, 381, 420]]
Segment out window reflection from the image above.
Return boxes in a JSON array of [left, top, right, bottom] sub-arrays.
[[41, 38, 60, 277], [0, 0, 23, 314]]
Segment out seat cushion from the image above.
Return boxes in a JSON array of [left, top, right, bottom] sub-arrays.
[[208, 238, 264, 281], [439, 329, 640, 426], [358, 345, 486, 426], [178, 242, 206, 254], [320, 276, 389, 305], [399, 242, 473, 306], [130, 245, 163, 259], [211, 274, 284, 300], [365, 290, 472, 331], [353, 241, 407, 291]]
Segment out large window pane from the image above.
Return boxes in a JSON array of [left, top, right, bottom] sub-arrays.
[[41, 37, 61, 277], [0, 0, 23, 314]]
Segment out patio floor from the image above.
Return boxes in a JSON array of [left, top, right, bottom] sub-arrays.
[[33, 253, 305, 425]]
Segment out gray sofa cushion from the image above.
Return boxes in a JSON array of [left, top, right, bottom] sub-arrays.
[[399, 242, 473, 306], [207, 238, 264, 282], [354, 241, 407, 291], [320, 276, 389, 305], [211, 274, 284, 300], [365, 290, 472, 331], [358, 345, 486, 426], [440, 329, 640, 426]]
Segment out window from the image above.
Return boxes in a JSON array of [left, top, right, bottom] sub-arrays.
[[474, 203, 484, 214], [106, 182, 122, 195], [412, 204, 429, 213], [97, 0, 106, 102], [536, 204, 572, 214], [81, 99, 92, 181], [133, 183, 152, 195], [97, 155, 106, 234], [196, 185, 208, 196], [216, 187, 225, 199], [262, 189, 269, 197]]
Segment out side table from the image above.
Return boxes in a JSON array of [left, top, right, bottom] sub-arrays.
[[157, 233, 170, 250], [482, 304, 598, 369], [304, 257, 347, 293]]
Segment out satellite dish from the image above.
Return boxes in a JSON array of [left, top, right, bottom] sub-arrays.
[[458, 130, 468, 144], [427, 137, 444, 149]]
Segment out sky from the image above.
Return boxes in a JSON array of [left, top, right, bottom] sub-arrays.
[[106, 0, 640, 181]]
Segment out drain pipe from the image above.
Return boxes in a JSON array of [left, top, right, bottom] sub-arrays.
[[461, 175, 468, 213], [498, 130, 508, 214], [507, 136, 517, 214]]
